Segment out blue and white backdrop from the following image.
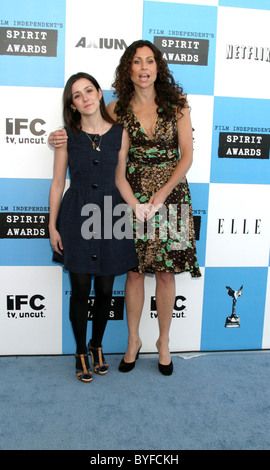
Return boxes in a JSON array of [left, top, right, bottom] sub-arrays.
[[1, 0, 270, 355]]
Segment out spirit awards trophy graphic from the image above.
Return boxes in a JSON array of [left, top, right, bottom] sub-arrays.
[[225, 285, 243, 328]]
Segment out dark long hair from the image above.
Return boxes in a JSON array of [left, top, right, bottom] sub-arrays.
[[63, 72, 115, 134], [112, 40, 187, 119]]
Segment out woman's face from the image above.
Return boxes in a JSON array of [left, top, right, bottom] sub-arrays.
[[130, 46, 158, 89], [71, 78, 102, 117]]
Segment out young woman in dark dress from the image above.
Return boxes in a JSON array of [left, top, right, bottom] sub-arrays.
[[49, 72, 138, 383]]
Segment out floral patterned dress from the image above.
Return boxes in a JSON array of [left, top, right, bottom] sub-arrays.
[[116, 106, 201, 277]]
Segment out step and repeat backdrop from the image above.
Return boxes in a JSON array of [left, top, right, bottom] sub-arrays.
[[0, 0, 270, 355]]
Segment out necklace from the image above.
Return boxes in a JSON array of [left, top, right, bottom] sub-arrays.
[[84, 131, 102, 151]]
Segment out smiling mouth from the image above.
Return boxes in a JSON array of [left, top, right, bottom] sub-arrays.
[[139, 73, 150, 78]]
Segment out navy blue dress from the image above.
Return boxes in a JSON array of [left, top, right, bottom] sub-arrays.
[[53, 125, 138, 275]]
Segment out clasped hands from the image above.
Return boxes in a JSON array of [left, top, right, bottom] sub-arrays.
[[135, 192, 165, 222]]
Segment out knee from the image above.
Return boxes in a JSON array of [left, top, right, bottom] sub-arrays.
[[156, 272, 174, 287], [99, 285, 113, 299], [127, 271, 145, 285], [95, 280, 113, 299], [70, 289, 89, 303]]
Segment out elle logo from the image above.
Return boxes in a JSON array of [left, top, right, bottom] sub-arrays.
[[218, 219, 261, 235]]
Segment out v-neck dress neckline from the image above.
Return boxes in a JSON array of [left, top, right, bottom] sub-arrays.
[[129, 106, 159, 141]]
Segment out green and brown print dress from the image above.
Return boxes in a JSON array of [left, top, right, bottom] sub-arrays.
[[116, 106, 201, 278]]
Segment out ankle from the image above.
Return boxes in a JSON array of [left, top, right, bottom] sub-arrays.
[[127, 336, 142, 349], [75, 353, 93, 383], [156, 339, 171, 365], [156, 337, 170, 349], [88, 340, 108, 375], [75, 353, 90, 370]]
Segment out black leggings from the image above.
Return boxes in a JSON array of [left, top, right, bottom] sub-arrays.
[[69, 272, 115, 354]]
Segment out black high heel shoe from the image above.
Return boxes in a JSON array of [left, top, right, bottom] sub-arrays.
[[156, 341, 173, 376], [158, 360, 173, 376], [119, 347, 141, 373]]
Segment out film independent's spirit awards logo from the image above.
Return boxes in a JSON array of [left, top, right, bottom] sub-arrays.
[[225, 285, 243, 328], [0, 27, 58, 56]]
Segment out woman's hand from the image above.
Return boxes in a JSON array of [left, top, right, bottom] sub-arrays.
[[134, 203, 150, 222], [49, 227, 63, 255], [146, 190, 167, 220], [48, 129, 68, 148]]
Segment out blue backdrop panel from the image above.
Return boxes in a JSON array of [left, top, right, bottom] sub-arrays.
[[0, 179, 52, 266], [143, 1, 218, 95], [218, 0, 270, 9], [210, 97, 270, 184], [0, 0, 66, 87], [201, 267, 268, 351]]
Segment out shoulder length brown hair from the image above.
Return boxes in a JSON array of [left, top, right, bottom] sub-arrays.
[[63, 72, 115, 134], [112, 40, 188, 119]]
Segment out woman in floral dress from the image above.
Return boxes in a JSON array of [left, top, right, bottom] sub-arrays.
[[107, 40, 201, 375]]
